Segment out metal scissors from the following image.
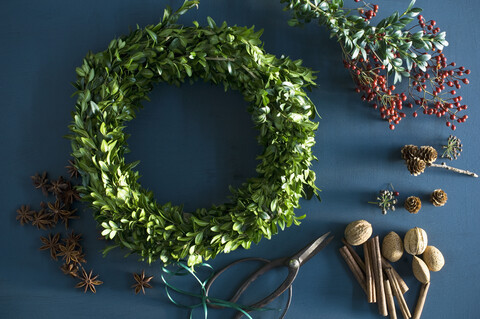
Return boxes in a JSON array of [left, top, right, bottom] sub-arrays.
[[205, 232, 333, 319]]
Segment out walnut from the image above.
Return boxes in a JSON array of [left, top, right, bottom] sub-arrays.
[[344, 220, 372, 246], [404, 227, 428, 255]]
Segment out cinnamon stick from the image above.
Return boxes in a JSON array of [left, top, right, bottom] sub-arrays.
[[342, 238, 366, 272], [386, 267, 411, 319], [412, 282, 430, 319], [364, 240, 376, 303], [382, 257, 409, 294], [339, 246, 367, 295], [372, 236, 388, 316], [384, 279, 397, 319]]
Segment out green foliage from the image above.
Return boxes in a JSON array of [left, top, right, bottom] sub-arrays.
[[68, 1, 319, 266], [281, 0, 448, 83]]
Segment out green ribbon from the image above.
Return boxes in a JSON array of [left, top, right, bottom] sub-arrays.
[[161, 262, 273, 319]]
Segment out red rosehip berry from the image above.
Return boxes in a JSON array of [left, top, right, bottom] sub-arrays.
[[413, 111, 418, 117], [393, 191, 399, 196], [389, 124, 395, 130], [451, 124, 456, 131]]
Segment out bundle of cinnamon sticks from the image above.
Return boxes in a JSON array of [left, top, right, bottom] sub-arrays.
[[340, 236, 428, 319]]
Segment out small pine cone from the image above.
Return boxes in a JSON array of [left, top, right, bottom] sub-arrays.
[[401, 145, 419, 161], [404, 196, 422, 214], [417, 146, 438, 164], [431, 189, 448, 207], [406, 158, 426, 176]]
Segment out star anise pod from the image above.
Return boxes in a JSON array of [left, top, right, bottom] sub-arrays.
[[48, 200, 67, 224], [132, 270, 154, 295], [62, 236, 86, 264], [60, 182, 81, 207], [16, 205, 35, 225], [66, 160, 80, 179], [65, 231, 83, 248], [74, 252, 87, 265], [31, 172, 49, 196], [61, 263, 79, 278], [31, 209, 54, 230], [76, 268, 103, 293], [58, 208, 79, 229], [48, 176, 68, 197], [39, 233, 61, 260], [58, 242, 81, 264]]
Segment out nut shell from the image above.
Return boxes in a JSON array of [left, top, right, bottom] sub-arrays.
[[404, 227, 428, 255], [344, 220, 372, 246], [412, 255, 430, 284], [382, 231, 404, 262], [423, 246, 445, 272]]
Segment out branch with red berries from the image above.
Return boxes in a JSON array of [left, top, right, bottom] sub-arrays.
[[282, 0, 470, 130]]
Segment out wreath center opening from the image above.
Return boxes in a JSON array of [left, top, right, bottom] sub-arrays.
[[125, 81, 262, 212]]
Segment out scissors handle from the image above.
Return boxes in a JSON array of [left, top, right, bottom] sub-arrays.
[[205, 256, 299, 309], [230, 257, 299, 309], [205, 257, 271, 309]]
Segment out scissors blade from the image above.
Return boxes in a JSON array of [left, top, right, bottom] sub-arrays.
[[293, 232, 333, 266]]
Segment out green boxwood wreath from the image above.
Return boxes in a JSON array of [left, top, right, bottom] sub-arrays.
[[68, 1, 320, 266]]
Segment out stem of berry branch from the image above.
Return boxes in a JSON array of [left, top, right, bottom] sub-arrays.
[[429, 162, 478, 178]]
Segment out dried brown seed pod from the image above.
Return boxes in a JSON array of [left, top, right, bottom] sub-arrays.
[[406, 157, 426, 176], [404, 196, 422, 214], [404, 227, 428, 255], [401, 144, 419, 161], [417, 146, 438, 164], [430, 189, 447, 207]]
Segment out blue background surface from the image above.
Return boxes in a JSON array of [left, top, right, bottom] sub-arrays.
[[1, 0, 479, 318]]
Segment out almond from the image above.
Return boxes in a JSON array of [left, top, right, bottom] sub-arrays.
[[382, 231, 404, 262], [412, 255, 430, 284], [423, 246, 445, 272]]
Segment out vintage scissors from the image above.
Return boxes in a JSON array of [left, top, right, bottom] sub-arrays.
[[205, 232, 333, 319]]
